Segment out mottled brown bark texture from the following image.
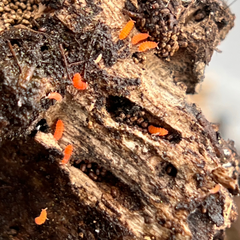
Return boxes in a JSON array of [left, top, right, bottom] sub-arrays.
[[0, 0, 238, 240]]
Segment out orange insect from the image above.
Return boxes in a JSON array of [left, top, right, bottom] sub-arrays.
[[61, 145, 73, 164], [148, 125, 168, 136], [47, 92, 62, 101], [131, 33, 149, 45], [138, 41, 158, 52], [35, 208, 48, 225], [72, 73, 88, 90], [54, 120, 64, 141], [209, 184, 221, 194], [119, 19, 135, 40]]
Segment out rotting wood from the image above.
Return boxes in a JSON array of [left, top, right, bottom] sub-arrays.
[[0, 0, 238, 240]]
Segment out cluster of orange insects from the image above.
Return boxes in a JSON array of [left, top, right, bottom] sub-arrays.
[[119, 19, 158, 52], [119, 20, 168, 137], [35, 18, 218, 225], [49, 72, 87, 165], [35, 18, 167, 225], [35, 73, 87, 225], [35, 18, 181, 225]]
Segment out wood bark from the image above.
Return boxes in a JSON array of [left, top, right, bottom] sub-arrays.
[[0, 0, 238, 240]]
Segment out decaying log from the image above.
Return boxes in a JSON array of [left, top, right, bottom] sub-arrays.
[[0, 0, 239, 239]]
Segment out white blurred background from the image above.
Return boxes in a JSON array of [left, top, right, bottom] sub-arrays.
[[189, 0, 240, 151]]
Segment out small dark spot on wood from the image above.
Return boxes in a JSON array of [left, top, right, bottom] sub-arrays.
[[194, 9, 207, 22], [213, 230, 225, 240], [111, 186, 119, 198], [144, 215, 154, 224], [30, 118, 49, 137], [216, 19, 228, 30], [194, 173, 205, 188], [165, 163, 177, 177]]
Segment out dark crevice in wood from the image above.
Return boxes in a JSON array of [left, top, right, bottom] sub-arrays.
[[106, 95, 182, 143]]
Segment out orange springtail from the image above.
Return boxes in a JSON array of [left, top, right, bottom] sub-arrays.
[[209, 184, 221, 194], [61, 145, 73, 164], [72, 73, 88, 90], [131, 33, 149, 45], [54, 120, 64, 141], [119, 19, 135, 40], [35, 208, 48, 225], [47, 92, 62, 101], [138, 41, 158, 52], [148, 125, 168, 136]]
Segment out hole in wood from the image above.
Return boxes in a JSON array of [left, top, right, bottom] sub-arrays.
[[106, 95, 182, 143], [165, 163, 177, 177]]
